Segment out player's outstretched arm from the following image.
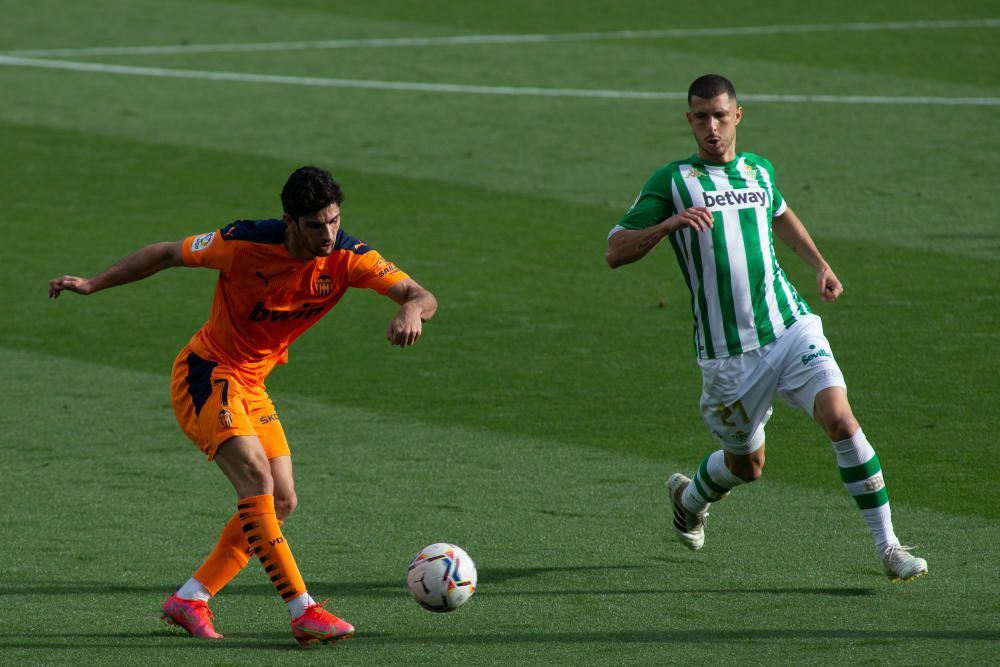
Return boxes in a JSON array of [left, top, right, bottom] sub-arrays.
[[48, 240, 186, 298], [606, 207, 714, 268], [384, 278, 437, 348], [772, 207, 843, 302]]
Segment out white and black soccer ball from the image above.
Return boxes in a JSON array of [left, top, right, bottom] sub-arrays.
[[406, 543, 477, 612]]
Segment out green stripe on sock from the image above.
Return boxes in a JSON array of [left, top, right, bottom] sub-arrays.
[[839, 455, 881, 483], [698, 457, 729, 496], [853, 487, 890, 510], [691, 475, 716, 503]]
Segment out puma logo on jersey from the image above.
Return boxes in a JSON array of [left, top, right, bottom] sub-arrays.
[[701, 188, 769, 210]]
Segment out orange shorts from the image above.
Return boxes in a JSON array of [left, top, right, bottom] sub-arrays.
[[170, 346, 290, 461]]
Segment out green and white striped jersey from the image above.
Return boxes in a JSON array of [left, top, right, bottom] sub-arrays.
[[611, 152, 811, 360]]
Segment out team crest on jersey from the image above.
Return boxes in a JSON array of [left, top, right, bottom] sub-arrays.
[[742, 164, 758, 179], [686, 167, 705, 179], [191, 232, 216, 252], [218, 408, 234, 428], [315, 274, 333, 296]]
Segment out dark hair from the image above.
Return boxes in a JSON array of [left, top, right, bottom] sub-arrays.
[[280, 166, 344, 218], [687, 74, 737, 105]]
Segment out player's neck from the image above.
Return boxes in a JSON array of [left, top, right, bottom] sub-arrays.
[[284, 227, 313, 260], [697, 146, 737, 164]]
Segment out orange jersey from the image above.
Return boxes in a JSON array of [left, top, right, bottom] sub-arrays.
[[180, 219, 408, 385]]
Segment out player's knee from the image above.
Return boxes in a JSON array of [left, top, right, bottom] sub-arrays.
[[243, 465, 273, 494], [230, 457, 273, 496], [274, 492, 298, 520], [824, 415, 859, 442], [813, 389, 859, 441]]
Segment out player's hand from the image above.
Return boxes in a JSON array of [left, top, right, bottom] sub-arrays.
[[48, 275, 94, 298], [386, 308, 423, 348], [664, 207, 714, 233], [817, 266, 843, 302]]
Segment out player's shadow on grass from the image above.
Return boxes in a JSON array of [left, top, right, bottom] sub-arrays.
[[367, 628, 1000, 644], [677, 586, 878, 597], [0, 581, 405, 598], [0, 567, 875, 600], [5, 628, 999, 652], [0, 631, 314, 651], [0, 565, 652, 597], [231, 565, 656, 598]]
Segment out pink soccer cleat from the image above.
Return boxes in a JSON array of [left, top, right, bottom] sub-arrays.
[[161, 592, 224, 639], [290, 600, 355, 646]]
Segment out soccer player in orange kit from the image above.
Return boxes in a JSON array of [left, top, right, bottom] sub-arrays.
[[48, 166, 437, 645]]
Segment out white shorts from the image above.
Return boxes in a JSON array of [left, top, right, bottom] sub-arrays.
[[697, 314, 846, 455]]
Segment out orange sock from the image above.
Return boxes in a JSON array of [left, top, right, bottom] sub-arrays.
[[192, 512, 254, 596], [237, 494, 307, 603]]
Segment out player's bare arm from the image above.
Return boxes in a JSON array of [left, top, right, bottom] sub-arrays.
[[606, 207, 714, 268], [385, 278, 437, 348], [48, 240, 186, 298], [772, 207, 843, 302]]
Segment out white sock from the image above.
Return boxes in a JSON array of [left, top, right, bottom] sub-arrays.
[[176, 577, 211, 602], [681, 450, 747, 514], [287, 591, 316, 618], [831, 428, 899, 554], [862, 504, 899, 554]]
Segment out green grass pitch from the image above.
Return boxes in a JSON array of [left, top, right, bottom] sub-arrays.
[[2, 1, 998, 664]]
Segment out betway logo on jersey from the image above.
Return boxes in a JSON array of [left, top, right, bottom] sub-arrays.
[[699, 188, 769, 212], [248, 301, 324, 323]]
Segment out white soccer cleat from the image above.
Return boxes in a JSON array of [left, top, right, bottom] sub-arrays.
[[667, 473, 707, 551], [881, 545, 928, 583]]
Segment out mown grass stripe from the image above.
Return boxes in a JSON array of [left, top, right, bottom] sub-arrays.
[[7, 18, 998, 58], [0, 56, 997, 106]]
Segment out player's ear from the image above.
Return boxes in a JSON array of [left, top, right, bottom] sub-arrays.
[[734, 105, 743, 125], [282, 212, 296, 227]]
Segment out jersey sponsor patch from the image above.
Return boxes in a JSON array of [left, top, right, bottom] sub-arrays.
[[374, 259, 399, 278], [699, 188, 769, 212], [191, 232, 216, 252]]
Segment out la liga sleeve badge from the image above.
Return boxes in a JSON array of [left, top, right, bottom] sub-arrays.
[[191, 232, 216, 252]]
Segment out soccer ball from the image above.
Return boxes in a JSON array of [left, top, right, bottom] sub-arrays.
[[406, 543, 477, 612]]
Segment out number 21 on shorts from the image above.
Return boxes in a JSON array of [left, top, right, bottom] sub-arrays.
[[714, 399, 749, 427]]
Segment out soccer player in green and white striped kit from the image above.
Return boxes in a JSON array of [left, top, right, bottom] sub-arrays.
[[606, 74, 926, 582]]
